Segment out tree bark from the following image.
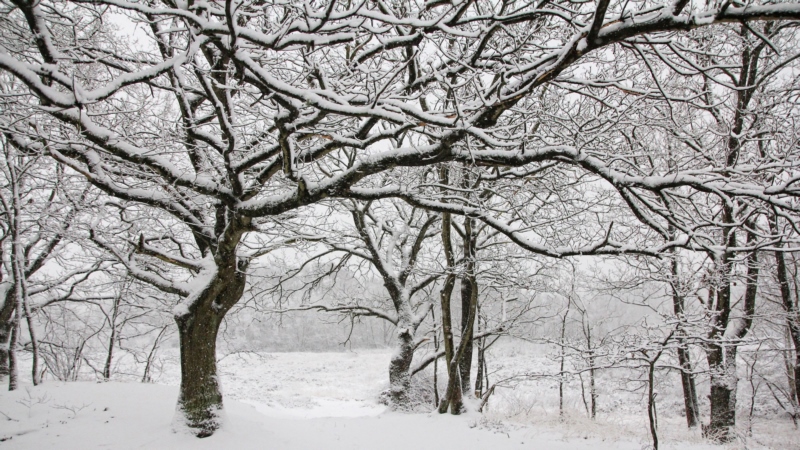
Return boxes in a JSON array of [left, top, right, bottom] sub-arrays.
[[437, 185, 459, 413], [677, 346, 700, 427], [103, 292, 122, 380], [388, 322, 415, 407], [772, 214, 800, 406], [706, 345, 738, 441], [703, 26, 766, 441], [474, 311, 485, 398], [704, 205, 736, 441], [647, 359, 659, 450], [7, 309, 19, 391], [175, 307, 224, 437], [704, 227, 759, 442], [458, 216, 477, 395], [440, 219, 478, 414], [173, 229, 247, 437], [458, 276, 475, 394], [0, 290, 13, 380], [559, 297, 570, 417], [589, 353, 597, 419], [670, 246, 700, 427]]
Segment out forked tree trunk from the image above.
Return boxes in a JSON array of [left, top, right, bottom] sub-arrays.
[[704, 229, 758, 441], [458, 274, 475, 394], [704, 211, 736, 441], [440, 357, 464, 414], [702, 27, 765, 440], [350, 205, 435, 410], [439, 287, 471, 414], [437, 198, 458, 413], [173, 245, 247, 437], [439, 221, 478, 415], [458, 216, 477, 395], [143, 325, 169, 383]]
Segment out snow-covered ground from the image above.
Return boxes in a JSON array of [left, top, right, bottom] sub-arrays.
[[161, 350, 390, 419], [0, 348, 794, 449], [0, 379, 710, 450]]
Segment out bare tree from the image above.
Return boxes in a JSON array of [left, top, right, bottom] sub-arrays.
[[2, 0, 800, 437], [0, 133, 110, 388], [274, 198, 440, 408]]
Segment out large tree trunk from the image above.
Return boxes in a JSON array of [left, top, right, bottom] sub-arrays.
[[706, 345, 738, 441], [458, 216, 477, 395], [175, 307, 224, 437], [173, 239, 247, 437], [388, 322, 415, 408], [702, 28, 765, 440], [677, 346, 700, 427], [437, 199, 459, 413], [704, 207, 736, 441], [704, 228, 759, 442], [440, 218, 478, 414], [458, 274, 474, 394]]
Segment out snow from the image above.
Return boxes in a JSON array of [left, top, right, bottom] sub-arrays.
[[0, 381, 678, 450], [0, 348, 738, 450], [10, 345, 800, 449]]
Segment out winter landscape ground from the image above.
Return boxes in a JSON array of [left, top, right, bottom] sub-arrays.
[[1, 345, 797, 449], [3, 1, 800, 449]]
